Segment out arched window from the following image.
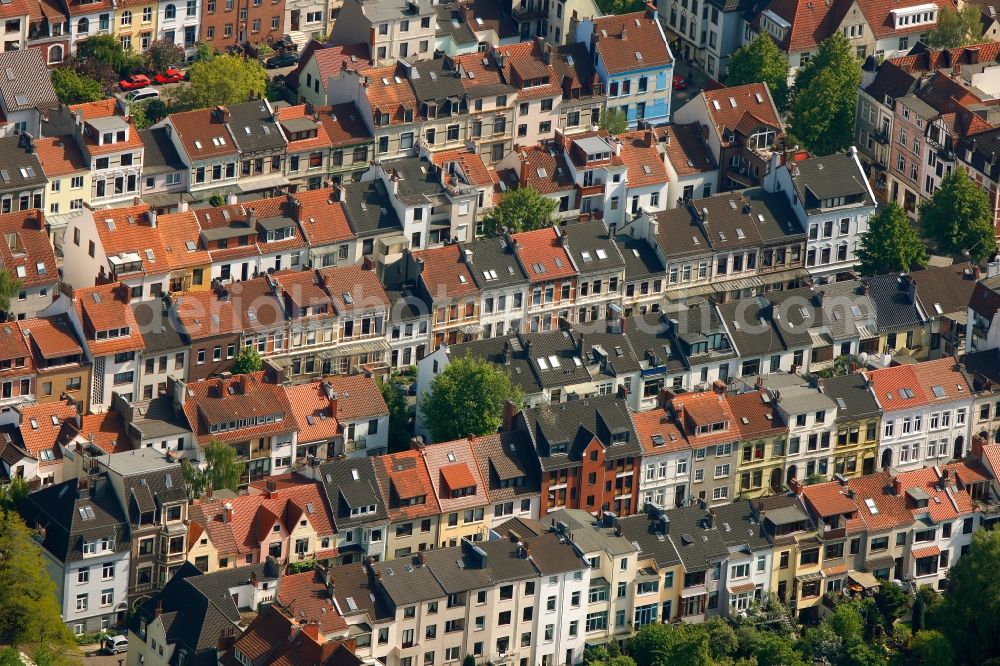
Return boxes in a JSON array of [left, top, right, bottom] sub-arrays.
[[47, 44, 64, 65], [121, 10, 131, 26], [164, 4, 176, 19], [77, 17, 89, 34]]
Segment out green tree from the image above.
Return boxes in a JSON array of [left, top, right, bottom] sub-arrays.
[[462, 656, 476, 666], [842, 642, 889, 666], [705, 617, 739, 662], [815, 354, 858, 379], [193, 42, 218, 63], [938, 528, 1000, 663], [908, 630, 954, 666], [176, 54, 267, 110], [0, 269, 23, 315], [911, 595, 927, 633], [829, 600, 866, 645], [420, 355, 523, 442], [379, 378, 410, 452], [726, 36, 789, 108], [599, 107, 628, 135], [0, 476, 28, 510], [915, 585, 944, 629], [482, 186, 557, 236], [143, 38, 186, 74], [856, 202, 928, 276], [790, 33, 862, 155], [232, 345, 262, 374], [129, 98, 169, 130], [927, 6, 983, 48], [595, 0, 646, 13], [0, 648, 22, 666], [0, 510, 79, 664], [50, 67, 104, 104], [629, 623, 713, 666], [874, 581, 910, 634], [181, 439, 244, 497], [208, 194, 226, 207], [800, 622, 845, 664], [920, 167, 997, 262], [75, 34, 140, 77]]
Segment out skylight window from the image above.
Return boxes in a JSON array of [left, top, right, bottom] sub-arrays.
[[537, 357, 549, 370], [342, 293, 353, 304], [864, 498, 879, 515], [458, 274, 467, 284], [595, 249, 607, 259], [14, 266, 25, 278], [931, 385, 945, 398], [554, 257, 563, 268], [581, 251, 592, 262], [547, 355, 560, 368]]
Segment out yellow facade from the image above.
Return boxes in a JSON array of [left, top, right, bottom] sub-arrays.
[[876, 325, 929, 360], [769, 532, 826, 616], [187, 529, 226, 573], [47, 170, 91, 218], [436, 503, 492, 548], [114, 2, 157, 53], [833, 417, 880, 479], [735, 433, 788, 499]]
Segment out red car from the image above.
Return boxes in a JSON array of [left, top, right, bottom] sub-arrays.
[[154, 67, 184, 84], [672, 73, 689, 90], [119, 73, 151, 90]]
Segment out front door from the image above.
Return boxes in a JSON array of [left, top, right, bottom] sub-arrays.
[[290, 9, 300, 30]]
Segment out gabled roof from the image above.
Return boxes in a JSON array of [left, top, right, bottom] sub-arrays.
[[728, 389, 788, 439], [365, 63, 420, 126], [821, 372, 881, 420], [340, 179, 404, 236], [317, 457, 389, 528], [167, 107, 238, 160], [156, 209, 213, 270], [226, 100, 287, 154], [512, 226, 577, 283], [701, 83, 782, 146], [17, 400, 76, 461], [472, 431, 538, 502], [318, 101, 373, 147], [660, 501, 769, 572], [862, 272, 928, 331], [911, 263, 978, 319], [463, 235, 530, 290], [618, 130, 669, 188], [71, 99, 143, 157], [182, 372, 296, 446], [18, 315, 83, 363], [495, 40, 561, 100], [374, 449, 441, 520], [293, 187, 354, 246], [34, 136, 88, 177], [0, 48, 57, 113], [416, 243, 480, 301], [788, 151, 873, 210], [451, 50, 514, 99], [661, 122, 716, 176], [558, 218, 625, 275], [139, 127, 185, 174], [630, 408, 690, 455], [68, 411, 130, 455], [524, 396, 641, 471], [74, 283, 144, 355], [592, 10, 671, 75], [317, 264, 390, 312], [508, 142, 574, 194], [0, 209, 57, 288], [0, 135, 47, 190], [422, 437, 489, 511], [866, 357, 972, 413], [311, 43, 374, 92], [94, 203, 169, 278]]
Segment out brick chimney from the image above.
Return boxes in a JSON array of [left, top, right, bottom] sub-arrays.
[[788, 478, 803, 497], [502, 399, 517, 432], [301, 622, 324, 644]]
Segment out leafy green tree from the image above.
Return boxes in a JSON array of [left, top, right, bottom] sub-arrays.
[[790, 33, 862, 155], [50, 67, 104, 104], [816, 354, 858, 379], [143, 39, 185, 74], [181, 439, 244, 497], [856, 202, 928, 276], [0, 269, 23, 315], [915, 585, 944, 629], [842, 642, 889, 666], [75, 34, 140, 77], [938, 528, 1000, 663], [129, 98, 169, 130], [482, 186, 557, 236], [0, 510, 79, 664], [829, 600, 866, 645], [232, 345, 262, 374], [927, 6, 983, 48], [462, 656, 476, 666], [595, 0, 646, 13], [0, 648, 22, 666], [0, 476, 28, 510], [379, 378, 410, 452], [208, 194, 226, 207], [908, 630, 954, 665], [874, 581, 910, 634], [920, 167, 997, 262], [705, 617, 739, 662], [599, 106, 628, 135], [799, 622, 845, 664], [911, 595, 927, 633], [176, 54, 267, 110], [193, 42, 218, 63], [726, 36, 789, 108], [629, 623, 713, 666], [420, 355, 523, 442]]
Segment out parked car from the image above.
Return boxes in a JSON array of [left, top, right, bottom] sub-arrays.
[[102, 635, 128, 655], [124, 87, 160, 103], [266, 52, 299, 69], [154, 67, 184, 84], [119, 73, 152, 90], [672, 73, 689, 91]]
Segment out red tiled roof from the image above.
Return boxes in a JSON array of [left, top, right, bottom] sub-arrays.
[[496, 41, 561, 100], [452, 51, 509, 95], [71, 411, 130, 454], [0, 210, 58, 288], [513, 226, 576, 283], [593, 11, 672, 75], [317, 102, 373, 147], [34, 136, 87, 177], [416, 244, 479, 300], [73, 283, 144, 356], [376, 449, 440, 520], [981, 443, 1000, 479], [0, 324, 32, 376], [702, 83, 782, 146], [275, 571, 348, 634], [276, 104, 333, 153], [423, 438, 489, 512], [18, 400, 76, 460], [511, 143, 574, 194], [284, 381, 341, 443], [319, 374, 387, 421], [156, 210, 213, 270], [866, 358, 972, 412], [365, 63, 419, 126], [312, 43, 373, 87], [94, 203, 170, 278], [860, 0, 957, 39], [756, 0, 840, 52], [728, 390, 787, 439], [18, 316, 82, 361], [801, 480, 862, 518], [911, 545, 941, 559], [432, 148, 494, 188], [661, 123, 716, 175], [894, 464, 975, 521], [670, 390, 741, 447], [182, 372, 296, 446], [619, 130, 669, 188], [71, 99, 144, 156], [293, 187, 354, 246], [848, 471, 915, 532], [169, 107, 238, 159], [630, 408, 690, 454], [317, 264, 390, 312]]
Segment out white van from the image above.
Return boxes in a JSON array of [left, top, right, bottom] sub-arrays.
[[125, 87, 159, 103]]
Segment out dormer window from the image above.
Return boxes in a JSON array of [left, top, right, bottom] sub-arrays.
[[265, 226, 294, 242], [891, 4, 937, 28], [94, 326, 131, 340]]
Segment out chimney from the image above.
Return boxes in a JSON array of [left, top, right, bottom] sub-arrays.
[[247, 207, 257, 228], [147, 209, 157, 228], [712, 379, 726, 395], [214, 105, 230, 123], [502, 399, 517, 432], [226, 192, 238, 206], [223, 501, 234, 522], [892, 476, 903, 495], [972, 434, 987, 459], [788, 478, 803, 497], [974, 264, 983, 280], [706, 508, 716, 528], [301, 622, 324, 644], [178, 198, 189, 212]]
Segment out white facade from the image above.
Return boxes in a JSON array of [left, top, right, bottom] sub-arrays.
[[877, 403, 972, 471], [639, 450, 692, 511], [50, 540, 130, 635], [157, 0, 200, 55]]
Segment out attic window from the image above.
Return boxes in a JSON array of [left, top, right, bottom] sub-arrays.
[[538, 357, 549, 370], [651, 434, 665, 446], [193, 139, 202, 149], [712, 100, 721, 110], [547, 355, 560, 368], [634, 51, 643, 61], [50, 414, 59, 426], [581, 251, 592, 262], [536, 167, 547, 178], [595, 249, 607, 259], [754, 93, 763, 103], [642, 165, 651, 174], [931, 385, 945, 398], [212, 136, 226, 146], [14, 266, 25, 278], [483, 269, 498, 281], [186, 241, 196, 251], [900, 388, 915, 399], [736, 229, 745, 239], [29, 417, 37, 429], [864, 498, 879, 515], [533, 262, 545, 274], [342, 293, 353, 304], [458, 275, 467, 284], [728, 97, 737, 108], [554, 257, 563, 268]]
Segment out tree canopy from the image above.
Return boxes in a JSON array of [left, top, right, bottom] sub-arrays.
[[181, 439, 244, 497], [420, 355, 523, 442], [175, 54, 267, 110], [937, 527, 1000, 663], [0, 510, 79, 665], [482, 186, 557, 236], [629, 622, 713, 666], [927, 6, 983, 49], [595, 0, 646, 13], [856, 202, 928, 276], [232, 345, 263, 374], [790, 34, 862, 155], [50, 67, 104, 105], [920, 167, 997, 262], [0, 270, 23, 315], [599, 106, 628, 135], [379, 378, 410, 452], [143, 39, 186, 74], [75, 34, 140, 77], [726, 36, 790, 109]]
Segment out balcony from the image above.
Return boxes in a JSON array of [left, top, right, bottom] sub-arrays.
[[512, 4, 547, 21], [344, 436, 367, 453], [873, 129, 890, 145], [726, 166, 758, 187]]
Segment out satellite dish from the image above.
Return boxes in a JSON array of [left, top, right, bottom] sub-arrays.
[[858, 352, 869, 364]]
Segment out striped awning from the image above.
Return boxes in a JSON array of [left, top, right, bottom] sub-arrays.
[[911, 546, 941, 560], [728, 582, 756, 594], [796, 571, 824, 583]]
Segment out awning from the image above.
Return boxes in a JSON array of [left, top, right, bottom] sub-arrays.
[[239, 174, 291, 193], [666, 283, 717, 300], [332, 337, 391, 357], [865, 554, 896, 571], [823, 563, 848, 576], [848, 570, 881, 589], [795, 571, 824, 583], [810, 331, 834, 347], [141, 190, 195, 208], [460, 323, 484, 335], [911, 546, 941, 559], [714, 275, 764, 294], [856, 324, 878, 340], [728, 582, 756, 594]]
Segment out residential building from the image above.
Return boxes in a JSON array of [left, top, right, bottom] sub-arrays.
[[552, 41, 605, 137], [864, 272, 931, 358], [516, 225, 578, 333], [6, 399, 77, 486], [35, 135, 89, 220], [667, 388, 741, 505], [451, 51, 516, 164], [417, 243, 481, 350], [293, 43, 373, 108], [757, 374, 838, 485], [66, 0, 114, 54], [138, 126, 188, 212], [228, 99, 289, 199], [286, 376, 388, 459], [373, 448, 442, 558], [658, 0, 750, 78], [18, 316, 90, 412], [329, 0, 436, 66], [495, 38, 563, 148], [131, 300, 187, 402], [559, 218, 625, 325], [158, 0, 199, 53], [312, 457, 390, 564], [729, 388, 789, 498], [631, 407, 692, 509], [0, 209, 58, 320], [0, 48, 58, 136], [421, 436, 491, 547], [462, 233, 530, 341], [476, 430, 540, 528], [823, 372, 882, 479], [614, 231, 665, 317], [277, 102, 373, 189], [71, 99, 144, 207], [157, 106, 239, 203], [0, 133, 47, 215]]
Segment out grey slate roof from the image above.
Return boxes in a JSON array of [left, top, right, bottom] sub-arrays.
[[226, 100, 287, 154], [821, 372, 881, 420], [911, 264, 978, 318], [341, 180, 404, 237], [815, 279, 877, 341], [864, 273, 928, 332], [128, 396, 192, 440], [19, 474, 129, 563], [357, 0, 434, 22], [789, 152, 873, 212], [0, 49, 57, 113], [463, 235, 530, 290], [132, 300, 187, 353], [742, 187, 805, 244], [615, 234, 665, 282], [650, 207, 711, 260], [436, 4, 477, 47], [383, 157, 449, 203], [0, 135, 48, 191], [560, 219, 625, 276], [717, 294, 813, 358], [139, 127, 185, 174], [663, 500, 770, 572], [473, 431, 539, 501], [619, 508, 683, 568], [319, 457, 390, 529], [445, 334, 543, 396], [326, 561, 393, 622], [548, 508, 638, 556], [408, 58, 468, 104], [522, 396, 641, 471], [623, 311, 687, 375], [121, 467, 187, 519], [371, 556, 447, 606]]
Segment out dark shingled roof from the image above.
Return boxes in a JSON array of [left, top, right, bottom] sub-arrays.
[[821, 372, 881, 420], [619, 507, 683, 568], [662, 500, 770, 572], [408, 58, 468, 104], [317, 457, 390, 529], [132, 300, 187, 353], [522, 396, 641, 472], [225, 100, 287, 154], [341, 180, 403, 237], [139, 127, 185, 174], [463, 235, 530, 290], [559, 219, 625, 276], [0, 135, 47, 192], [788, 152, 873, 213], [864, 273, 929, 332], [615, 234, 666, 282]]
